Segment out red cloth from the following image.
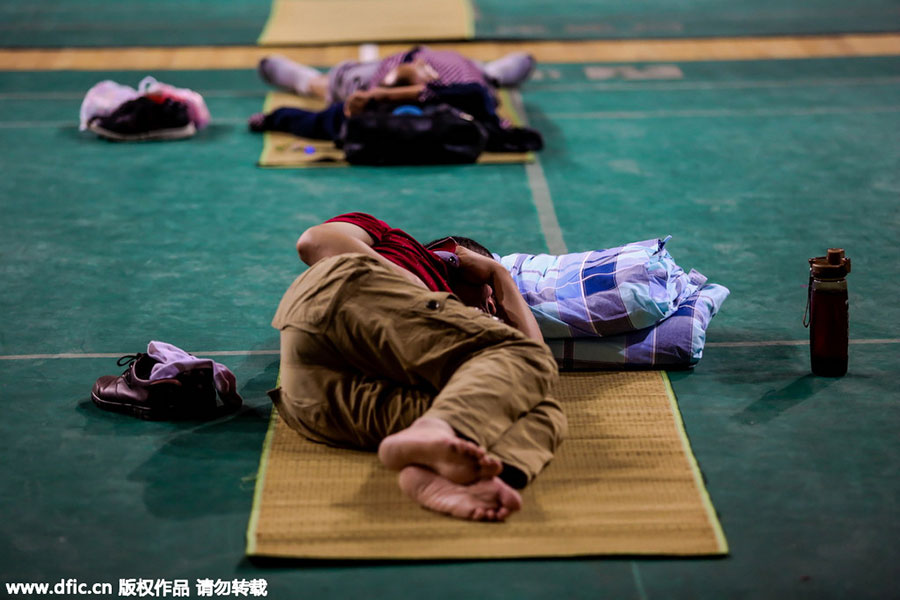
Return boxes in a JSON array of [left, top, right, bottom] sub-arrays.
[[325, 213, 453, 293]]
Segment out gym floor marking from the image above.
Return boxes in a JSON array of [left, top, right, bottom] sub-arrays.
[[1, 339, 896, 361], [509, 89, 568, 255], [544, 105, 900, 120]]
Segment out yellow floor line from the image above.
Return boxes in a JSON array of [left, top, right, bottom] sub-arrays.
[[1, 33, 898, 71]]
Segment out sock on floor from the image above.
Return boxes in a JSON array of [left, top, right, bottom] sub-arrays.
[[258, 55, 322, 95]]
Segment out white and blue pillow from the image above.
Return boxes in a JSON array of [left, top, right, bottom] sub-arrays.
[[499, 237, 729, 369]]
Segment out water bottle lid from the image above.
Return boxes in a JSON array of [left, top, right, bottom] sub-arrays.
[[809, 248, 851, 278]]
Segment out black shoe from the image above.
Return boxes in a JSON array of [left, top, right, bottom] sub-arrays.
[[88, 96, 196, 142], [91, 353, 217, 420]]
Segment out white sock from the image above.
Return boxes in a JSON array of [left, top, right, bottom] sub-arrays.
[[258, 55, 322, 95]]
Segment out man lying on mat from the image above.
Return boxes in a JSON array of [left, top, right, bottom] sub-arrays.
[[257, 46, 536, 104], [268, 212, 566, 522], [248, 48, 542, 154]]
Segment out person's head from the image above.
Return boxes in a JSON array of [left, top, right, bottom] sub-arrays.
[[381, 59, 439, 87], [425, 236, 498, 316]]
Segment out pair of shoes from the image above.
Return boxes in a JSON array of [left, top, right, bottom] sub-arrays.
[[91, 353, 218, 420], [88, 96, 196, 142], [483, 52, 537, 88], [258, 54, 323, 95]]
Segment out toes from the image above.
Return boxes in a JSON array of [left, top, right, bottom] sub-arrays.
[[452, 438, 485, 459], [500, 485, 523, 512], [478, 455, 503, 478]]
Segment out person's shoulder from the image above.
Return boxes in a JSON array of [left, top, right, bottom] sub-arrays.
[[327, 212, 381, 224], [325, 212, 390, 237]]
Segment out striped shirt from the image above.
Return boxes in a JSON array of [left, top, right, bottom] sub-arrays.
[[367, 46, 489, 99]]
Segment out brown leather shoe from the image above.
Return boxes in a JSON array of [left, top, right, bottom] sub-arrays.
[[91, 353, 217, 420]]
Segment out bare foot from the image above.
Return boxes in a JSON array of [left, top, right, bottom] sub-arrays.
[[398, 465, 523, 522], [248, 113, 266, 132], [378, 417, 502, 484]]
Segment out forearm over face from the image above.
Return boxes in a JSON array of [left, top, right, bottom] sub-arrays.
[[369, 84, 426, 103], [489, 265, 543, 342], [344, 85, 428, 117], [455, 245, 542, 341]]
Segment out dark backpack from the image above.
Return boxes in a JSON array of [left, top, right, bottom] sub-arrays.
[[337, 104, 488, 166]]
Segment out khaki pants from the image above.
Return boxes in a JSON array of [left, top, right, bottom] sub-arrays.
[[268, 253, 566, 483]]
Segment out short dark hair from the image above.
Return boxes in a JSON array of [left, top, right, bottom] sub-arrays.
[[425, 236, 493, 258]]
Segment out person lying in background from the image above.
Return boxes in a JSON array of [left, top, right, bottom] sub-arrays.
[[248, 49, 542, 153], [257, 45, 536, 103]]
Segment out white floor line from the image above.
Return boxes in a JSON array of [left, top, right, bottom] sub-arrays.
[[1, 340, 896, 361], [631, 562, 649, 600], [0, 90, 267, 101], [0, 117, 252, 129], [0, 350, 280, 361], [3, 76, 899, 102], [706, 338, 900, 348], [531, 76, 900, 93], [545, 105, 900, 120], [0, 120, 73, 128], [509, 89, 568, 255]]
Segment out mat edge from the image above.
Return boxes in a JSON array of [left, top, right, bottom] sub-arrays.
[[245, 407, 280, 556], [662, 370, 730, 554], [256, 0, 280, 46], [246, 548, 731, 560], [462, 0, 475, 39]]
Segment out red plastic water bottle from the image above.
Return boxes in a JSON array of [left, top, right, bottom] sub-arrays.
[[804, 248, 851, 377]]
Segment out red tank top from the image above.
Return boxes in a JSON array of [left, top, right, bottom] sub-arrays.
[[325, 213, 453, 293]]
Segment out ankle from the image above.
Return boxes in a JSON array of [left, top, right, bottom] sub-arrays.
[[398, 465, 433, 498], [498, 464, 528, 489]]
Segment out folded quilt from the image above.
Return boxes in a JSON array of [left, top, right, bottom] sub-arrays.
[[499, 237, 729, 369], [500, 237, 704, 338], [545, 283, 730, 369]]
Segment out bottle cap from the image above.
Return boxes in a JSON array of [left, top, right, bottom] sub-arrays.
[[809, 248, 851, 278]]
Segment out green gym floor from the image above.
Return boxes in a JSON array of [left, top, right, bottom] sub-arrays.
[[3, 0, 899, 46], [1, 3, 899, 599]]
